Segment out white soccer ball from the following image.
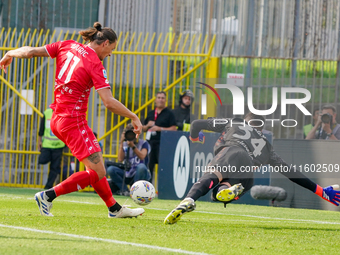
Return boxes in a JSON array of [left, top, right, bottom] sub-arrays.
[[130, 180, 155, 206]]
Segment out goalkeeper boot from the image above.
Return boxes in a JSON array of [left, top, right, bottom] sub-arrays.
[[34, 191, 53, 217], [108, 205, 145, 218], [216, 183, 244, 203], [164, 198, 196, 224]]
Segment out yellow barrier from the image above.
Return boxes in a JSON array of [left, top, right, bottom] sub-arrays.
[[0, 28, 215, 189]]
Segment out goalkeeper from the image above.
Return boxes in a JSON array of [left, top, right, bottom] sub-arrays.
[[164, 112, 340, 224]]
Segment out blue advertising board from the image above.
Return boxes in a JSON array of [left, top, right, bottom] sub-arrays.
[[158, 131, 218, 201]]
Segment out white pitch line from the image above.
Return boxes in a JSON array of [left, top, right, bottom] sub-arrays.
[[0, 224, 212, 255]]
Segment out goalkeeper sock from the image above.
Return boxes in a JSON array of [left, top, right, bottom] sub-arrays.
[[92, 177, 117, 208], [186, 173, 219, 201]]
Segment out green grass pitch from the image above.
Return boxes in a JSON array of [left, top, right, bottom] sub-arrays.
[[0, 187, 339, 255]]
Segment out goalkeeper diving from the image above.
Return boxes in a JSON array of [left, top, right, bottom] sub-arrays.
[[164, 113, 340, 224]]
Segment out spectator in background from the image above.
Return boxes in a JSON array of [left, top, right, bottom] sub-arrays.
[[172, 89, 195, 132], [303, 108, 320, 139], [142, 91, 177, 179], [38, 108, 65, 189], [107, 124, 151, 195], [306, 105, 340, 140]]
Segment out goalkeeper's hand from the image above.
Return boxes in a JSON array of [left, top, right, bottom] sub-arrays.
[[314, 184, 340, 206], [189, 131, 205, 144]]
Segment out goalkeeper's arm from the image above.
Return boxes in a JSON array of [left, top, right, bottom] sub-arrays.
[[269, 150, 340, 206], [190, 118, 228, 139]]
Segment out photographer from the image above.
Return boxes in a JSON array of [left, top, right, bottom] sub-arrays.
[[306, 105, 340, 140], [107, 124, 151, 195], [303, 108, 320, 139]]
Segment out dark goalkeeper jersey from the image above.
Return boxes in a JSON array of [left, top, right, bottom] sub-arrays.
[[191, 118, 287, 167], [190, 118, 317, 192]]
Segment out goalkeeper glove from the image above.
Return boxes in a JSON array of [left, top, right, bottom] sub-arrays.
[[189, 131, 205, 144], [314, 184, 340, 206]]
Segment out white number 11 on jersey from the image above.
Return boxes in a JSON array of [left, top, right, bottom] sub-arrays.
[[58, 51, 80, 83]]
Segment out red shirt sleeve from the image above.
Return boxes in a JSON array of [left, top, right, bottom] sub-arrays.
[[91, 62, 111, 91], [44, 41, 63, 59]]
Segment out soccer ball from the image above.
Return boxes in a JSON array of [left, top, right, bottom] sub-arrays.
[[130, 180, 155, 206]]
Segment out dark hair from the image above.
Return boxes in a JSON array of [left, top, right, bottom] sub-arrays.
[[79, 22, 117, 45], [123, 123, 134, 132], [244, 112, 265, 131], [322, 104, 336, 113], [156, 91, 166, 97]]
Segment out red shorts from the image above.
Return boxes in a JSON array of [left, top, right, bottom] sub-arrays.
[[50, 114, 102, 161]]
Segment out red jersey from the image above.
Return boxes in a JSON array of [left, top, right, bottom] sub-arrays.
[[45, 40, 110, 118]]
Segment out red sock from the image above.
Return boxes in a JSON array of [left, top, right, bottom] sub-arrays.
[[54, 169, 99, 196], [92, 177, 116, 207]]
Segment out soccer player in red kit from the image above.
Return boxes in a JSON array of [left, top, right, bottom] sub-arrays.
[[0, 22, 144, 218]]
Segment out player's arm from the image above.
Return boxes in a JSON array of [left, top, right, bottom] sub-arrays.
[[268, 149, 340, 206], [190, 118, 228, 137], [97, 88, 142, 136], [268, 149, 318, 191], [0, 46, 48, 73], [5, 46, 49, 58], [189, 118, 229, 144]]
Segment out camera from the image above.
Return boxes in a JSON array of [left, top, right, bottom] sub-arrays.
[[321, 113, 333, 125], [124, 129, 136, 141]]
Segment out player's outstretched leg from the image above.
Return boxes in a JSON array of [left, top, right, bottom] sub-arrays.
[[164, 198, 196, 224], [34, 168, 100, 216], [34, 191, 53, 216], [164, 172, 220, 224], [216, 183, 244, 202]]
